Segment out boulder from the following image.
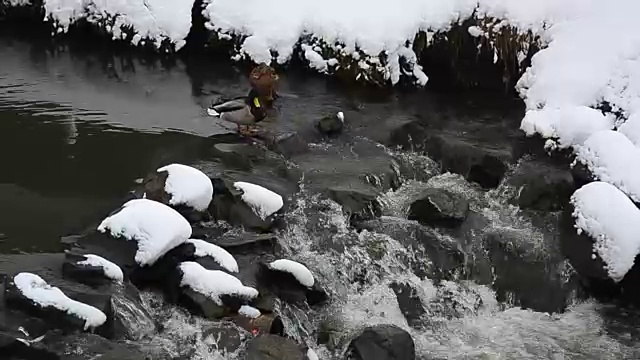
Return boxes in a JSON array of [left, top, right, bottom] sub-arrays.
[[316, 112, 345, 137], [389, 121, 510, 188], [256, 261, 328, 306], [408, 188, 469, 228], [427, 281, 483, 320], [202, 321, 251, 354], [506, 157, 575, 211], [62, 252, 123, 288], [326, 186, 381, 222], [246, 334, 305, 360], [389, 282, 426, 327], [346, 324, 415, 360]]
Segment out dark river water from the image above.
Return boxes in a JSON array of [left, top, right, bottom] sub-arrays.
[[1, 34, 639, 359]]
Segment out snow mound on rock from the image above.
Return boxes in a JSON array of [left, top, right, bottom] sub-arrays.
[[179, 261, 258, 305], [268, 259, 315, 288], [187, 239, 238, 273], [158, 163, 213, 212], [78, 254, 124, 282], [233, 181, 283, 220]]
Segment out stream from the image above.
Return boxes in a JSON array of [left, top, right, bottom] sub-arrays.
[[1, 35, 640, 359]]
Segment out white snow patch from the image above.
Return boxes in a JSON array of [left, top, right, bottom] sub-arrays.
[[13, 273, 107, 330], [307, 348, 320, 360], [301, 44, 328, 73], [78, 254, 124, 282], [179, 262, 258, 305], [157, 163, 214, 212], [233, 181, 283, 220], [467, 26, 485, 38], [268, 259, 315, 288], [97, 199, 192, 266], [238, 305, 261, 318], [575, 131, 640, 203], [187, 239, 238, 273], [571, 181, 640, 282]]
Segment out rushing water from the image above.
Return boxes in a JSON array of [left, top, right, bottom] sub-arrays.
[[1, 35, 640, 359]]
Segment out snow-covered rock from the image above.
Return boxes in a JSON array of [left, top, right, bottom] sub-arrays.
[[97, 199, 192, 266], [574, 131, 640, 203], [156, 163, 214, 212], [233, 181, 283, 220], [62, 252, 124, 287], [187, 239, 238, 272], [10, 273, 107, 330], [238, 305, 261, 318], [570, 181, 640, 282], [77, 254, 124, 283], [268, 259, 315, 288], [179, 261, 258, 306]]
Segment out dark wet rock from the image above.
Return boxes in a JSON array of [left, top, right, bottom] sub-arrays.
[[211, 142, 266, 170], [61, 251, 118, 288], [346, 324, 415, 360], [389, 121, 510, 188], [209, 177, 283, 233], [36, 332, 169, 360], [229, 313, 284, 336], [507, 157, 575, 211], [202, 321, 251, 354], [316, 112, 345, 137], [389, 282, 426, 327], [326, 186, 381, 222], [354, 218, 466, 279], [408, 188, 470, 228], [246, 334, 305, 360], [256, 262, 328, 306], [428, 281, 483, 320], [111, 283, 157, 341], [130, 242, 197, 289], [264, 132, 310, 158], [317, 317, 343, 351], [215, 232, 278, 252]]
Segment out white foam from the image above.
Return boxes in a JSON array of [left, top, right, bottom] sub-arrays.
[[77, 254, 124, 282], [13, 273, 107, 330], [233, 181, 283, 220], [268, 259, 315, 288], [97, 199, 192, 266], [179, 261, 258, 305], [158, 163, 214, 212], [187, 239, 238, 273]]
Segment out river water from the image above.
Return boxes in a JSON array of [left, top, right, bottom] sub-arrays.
[[1, 35, 639, 359]]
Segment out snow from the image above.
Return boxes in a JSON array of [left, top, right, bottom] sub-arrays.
[[268, 259, 315, 288], [571, 182, 640, 282], [233, 181, 283, 220], [97, 199, 192, 266], [575, 131, 640, 203], [157, 163, 214, 212], [467, 26, 485, 38], [78, 254, 124, 282], [187, 239, 238, 273], [179, 262, 258, 305], [307, 348, 320, 360], [238, 305, 261, 318], [13, 273, 107, 330], [42, 0, 194, 50]]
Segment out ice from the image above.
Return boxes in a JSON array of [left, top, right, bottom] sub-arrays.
[[187, 239, 238, 273], [571, 181, 640, 282], [78, 254, 124, 282], [233, 181, 283, 220], [268, 259, 315, 288], [157, 163, 214, 212], [179, 262, 258, 305], [97, 199, 192, 266], [13, 273, 107, 330]]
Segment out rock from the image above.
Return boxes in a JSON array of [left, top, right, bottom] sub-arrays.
[[389, 282, 426, 327], [264, 132, 310, 158], [408, 188, 469, 228], [62, 251, 123, 288], [316, 112, 345, 137], [245, 334, 305, 360], [229, 313, 284, 336], [202, 321, 251, 354], [507, 157, 575, 211], [257, 262, 328, 306], [110, 283, 157, 340], [346, 324, 415, 360], [35, 332, 169, 360], [428, 281, 483, 320], [389, 121, 510, 188], [326, 186, 381, 222], [210, 143, 267, 170]]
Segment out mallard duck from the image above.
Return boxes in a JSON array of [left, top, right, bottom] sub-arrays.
[[208, 88, 268, 136]]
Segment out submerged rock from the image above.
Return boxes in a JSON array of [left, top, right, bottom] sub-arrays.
[[408, 188, 469, 228], [326, 186, 381, 222], [389, 282, 426, 327], [256, 261, 328, 306], [316, 111, 345, 137], [507, 157, 575, 211], [246, 334, 305, 360], [346, 324, 415, 360]]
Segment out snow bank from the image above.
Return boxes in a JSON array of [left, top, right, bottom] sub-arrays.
[[268, 259, 314, 288], [233, 182, 283, 220], [158, 164, 214, 212], [238, 305, 261, 318], [187, 239, 238, 273], [13, 273, 107, 330], [575, 131, 640, 203], [41, 0, 194, 50], [97, 199, 192, 266], [571, 182, 640, 282], [179, 262, 258, 305], [78, 254, 124, 282]]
